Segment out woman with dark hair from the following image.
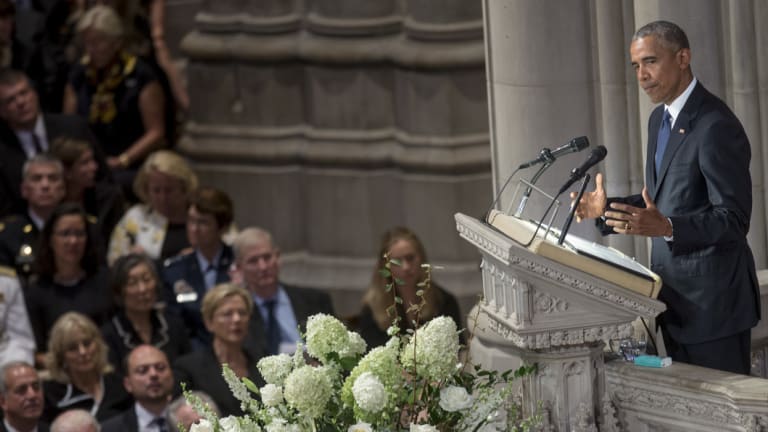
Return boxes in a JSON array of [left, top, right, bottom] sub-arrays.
[[101, 253, 190, 374], [24, 202, 112, 360], [50, 136, 127, 247], [42, 312, 132, 423], [356, 226, 465, 349]]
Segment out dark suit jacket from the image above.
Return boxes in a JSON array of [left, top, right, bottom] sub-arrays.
[[0, 113, 110, 217], [173, 346, 263, 418], [100, 407, 138, 432], [0, 421, 49, 431], [161, 245, 234, 347], [243, 284, 335, 359], [601, 82, 760, 345]]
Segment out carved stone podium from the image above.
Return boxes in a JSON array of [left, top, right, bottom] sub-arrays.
[[455, 212, 667, 431]]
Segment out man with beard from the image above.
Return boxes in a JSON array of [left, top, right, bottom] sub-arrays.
[[101, 345, 174, 432], [0, 361, 47, 432]]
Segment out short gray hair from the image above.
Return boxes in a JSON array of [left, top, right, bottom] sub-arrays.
[[633, 20, 690, 52], [51, 409, 100, 432], [22, 153, 63, 180], [168, 391, 220, 432], [0, 361, 36, 394], [232, 227, 275, 262]]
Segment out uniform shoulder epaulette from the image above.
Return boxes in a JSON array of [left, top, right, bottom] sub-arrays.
[[87, 214, 98, 225], [0, 265, 17, 278], [163, 250, 193, 268]]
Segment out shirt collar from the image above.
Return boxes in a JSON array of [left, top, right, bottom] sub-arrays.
[[135, 402, 167, 430], [664, 77, 697, 127], [195, 246, 222, 272], [252, 284, 287, 306], [27, 209, 45, 230]]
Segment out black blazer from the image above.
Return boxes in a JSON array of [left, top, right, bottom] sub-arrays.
[[0, 113, 111, 217], [0, 421, 49, 431], [173, 347, 263, 417], [601, 82, 760, 344], [243, 284, 335, 359], [100, 407, 138, 432]]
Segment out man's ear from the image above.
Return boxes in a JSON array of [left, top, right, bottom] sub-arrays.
[[678, 47, 691, 69], [123, 376, 133, 394]]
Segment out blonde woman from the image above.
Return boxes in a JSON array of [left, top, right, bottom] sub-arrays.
[[107, 149, 197, 264], [42, 312, 132, 423]]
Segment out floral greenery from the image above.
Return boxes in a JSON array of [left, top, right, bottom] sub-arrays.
[[183, 256, 538, 432]]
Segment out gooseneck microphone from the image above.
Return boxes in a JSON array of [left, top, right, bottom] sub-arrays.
[[517, 136, 590, 169], [557, 145, 607, 195]]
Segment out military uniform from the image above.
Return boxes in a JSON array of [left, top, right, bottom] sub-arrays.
[[0, 213, 40, 286], [161, 244, 234, 348]]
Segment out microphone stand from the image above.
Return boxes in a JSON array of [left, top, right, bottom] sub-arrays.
[[558, 173, 590, 246], [514, 149, 556, 217]]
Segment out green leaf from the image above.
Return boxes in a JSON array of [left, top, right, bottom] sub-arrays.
[[390, 258, 402, 266], [394, 296, 403, 304], [394, 278, 405, 286], [378, 268, 391, 278], [242, 377, 259, 394], [415, 290, 424, 297]]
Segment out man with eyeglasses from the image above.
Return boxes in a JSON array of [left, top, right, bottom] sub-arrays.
[[0, 361, 48, 432], [0, 153, 64, 285], [231, 227, 335, 358]]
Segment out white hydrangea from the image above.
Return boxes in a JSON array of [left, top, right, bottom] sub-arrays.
[[339, 331, 367, 359], [260, 383, 283, 407], [400, 316, 459, 381], [218, 416, 243, 432], [439, 385, 473, 412], [283, 365, 333, 418], [257, 354, 294, 386], [189, 419, 214, 432], [265, 418, 301, 432], [351, 372, 387, 413], [347, 422, 373, 432], [305, 314, 350, 363], [410, 424, 439, 432]]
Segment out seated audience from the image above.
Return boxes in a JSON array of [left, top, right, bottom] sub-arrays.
[[173, 283, 263, 417], [162, 186, 235, 348], [0, 361, 46, 432], [108, 150, 197, 265], [102, 254, 190, 374], [167, 391, 219, 432], [101, 345, 175, 432], [42, 312, 132, 423], [25, 203, 112, 357], [0, 68, 110, 218], [63, 5, 165, 198], [50, 409, 99, 432], [0, 154, 65, 285], [231, 227, 334, 357], [50, 137, 126, 247], [357, 226, 464, 349], [0, 266, 35, 367]]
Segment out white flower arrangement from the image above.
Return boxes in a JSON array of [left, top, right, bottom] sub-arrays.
[[182, 260, 538, 432]]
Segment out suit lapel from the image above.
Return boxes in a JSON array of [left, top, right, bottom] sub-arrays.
[[653, 111, 691, 197]]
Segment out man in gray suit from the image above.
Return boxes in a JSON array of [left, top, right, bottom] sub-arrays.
[[232, 227, 335, 357], [573, 20, 759, 374]]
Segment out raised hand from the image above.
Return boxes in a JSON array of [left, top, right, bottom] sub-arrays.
[[604, 186, 672, 236], [570, 172, 607, 222]]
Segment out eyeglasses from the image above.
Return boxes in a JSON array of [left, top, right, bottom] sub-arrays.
[[54, 229, 87, 239]]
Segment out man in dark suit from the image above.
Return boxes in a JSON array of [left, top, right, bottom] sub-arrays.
[[162, 187, 236, 348], [0, 68, 109, 217], [232, 227, 335, 357], [573, 21, 760, 374], [101, 345, 174, 432], [0, 361, 48, 432]]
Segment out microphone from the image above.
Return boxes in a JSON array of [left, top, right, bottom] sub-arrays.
[[518, 136, 590, 169], [557, 145, 607, 194]]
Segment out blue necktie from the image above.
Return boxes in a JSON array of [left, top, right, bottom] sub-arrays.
[[153, 417, 168, 432], [655, 109, 672, 174], [264, 299, 280, 355]]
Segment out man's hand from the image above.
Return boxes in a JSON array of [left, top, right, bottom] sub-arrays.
[[570, 172, 607, 222], [604, 187, 673, 236]]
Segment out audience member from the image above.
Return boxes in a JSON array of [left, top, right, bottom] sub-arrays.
[[102, 254, 190, 375], [63, 5, 165, 197], [173, 284, 263, 417], [49, 409, 99, 432], [108, 150, 197, 265], [101, 345, 174, 432], [0, 154, 65, 284], [43, 312, 132, 423], [357, 227, 464, 349], [232, 228, 334, 357], [0, 361, 47, 432], [162, 187, 235, 347], [0, 68, 109, 217], [50, 137, 126, 248], [167, 391, 218, 432], [25, 203, 112, 360], [0, 0, 42, 72], [0, 266, 35, 367]]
